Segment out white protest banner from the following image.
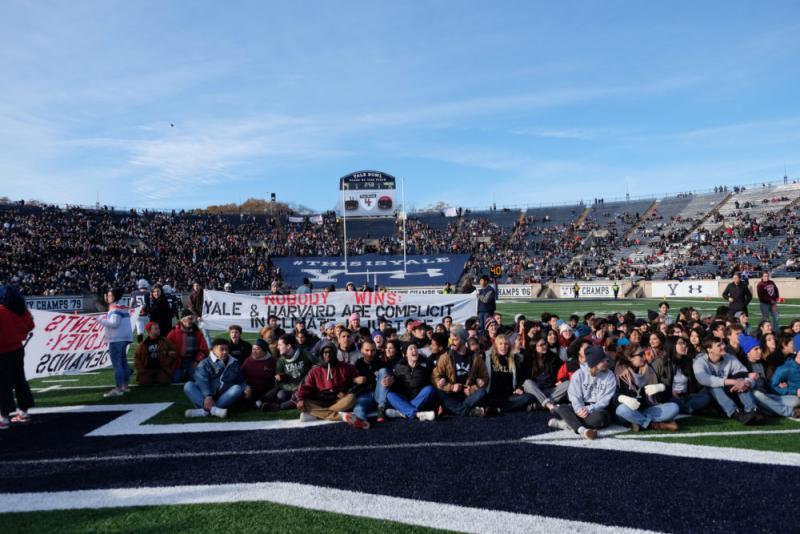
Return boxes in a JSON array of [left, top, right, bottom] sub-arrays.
[[557, 283, 616, 299], [651, 281, 719, 298], [200, 290, 477, 334], [24, 307, 141, 379]]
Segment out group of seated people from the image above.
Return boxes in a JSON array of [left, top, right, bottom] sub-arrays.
[[162, 304, 800, 437]]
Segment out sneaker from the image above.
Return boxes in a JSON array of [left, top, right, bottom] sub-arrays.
[[629, 423, 641, 433], [547, 418, 568, 431], [792, 407, 800, 420], [341, 412, 370, 430], [255, 400, 263, 409], [120, 385, 131, 393], [0, 418, 9, 430], [10, 412, 30, 423], [103, 388, 124, 398], [210, 407, 228, 419], [734, 410, 757, 425], [299, 412, 317, 423], [376, 406, 386, 422], [384, 408, 404, 419], [415, 410, 435, 422], [184, 408, 209, 418], [580, 428, 598, 440], [469, 406, 486, 418]]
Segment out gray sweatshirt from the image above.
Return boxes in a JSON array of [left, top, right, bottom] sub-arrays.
[[692, 353, 754, 388], [568, 364, 617, 414]]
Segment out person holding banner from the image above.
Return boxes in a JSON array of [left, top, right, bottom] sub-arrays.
[[0, 285, 36, 428], [97, 288, 132, 398], [134, 322, 176, 386]]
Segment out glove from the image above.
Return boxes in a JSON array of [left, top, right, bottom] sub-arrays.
[[618, 395, 640, 411], [644, 383, 666, 395]]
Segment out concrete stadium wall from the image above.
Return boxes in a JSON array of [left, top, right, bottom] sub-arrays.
[[642, 277, 800, 299]]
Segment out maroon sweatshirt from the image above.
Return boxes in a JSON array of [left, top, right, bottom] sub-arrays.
[[240, 356, 276, 397], [297, 361, 357, 402], [756, 280, 779, 305]]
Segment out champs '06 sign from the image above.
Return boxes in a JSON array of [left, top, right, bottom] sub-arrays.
[[23, 308, 141, 379], [200, 290, 477, 334]]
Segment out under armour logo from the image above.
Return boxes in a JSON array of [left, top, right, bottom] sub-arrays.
[[687, 285, 702, 295]]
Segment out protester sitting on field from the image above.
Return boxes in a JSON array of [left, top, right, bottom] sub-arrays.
[[240, 339, 276, 409], [548, 346, 616, 440], [522, 336, 565, 413], [184, 338, 248, 419], [134, 322, 176, 386], [258, 325, 280, 359], [433, 325, 489, 417], [97, 287, 132, 398], [336, 328, 361, 365], [166, 311, 209, 383], [483, 334, 535, 415], [297, 340, 362, 426], [262, 334, 314, 410], [654, 337, 709, 415], [613, 344, 680, 432], [737, 335, 800, 418], [0, 284, 36, 429], [693, 337, 763, 425], [386, 343, 437, 421], [351, 339, 386, 426], [226, 325, 252, 365], [770, 341, 800, 408]]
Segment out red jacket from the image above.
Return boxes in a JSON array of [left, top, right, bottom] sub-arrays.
[[297, 361, 357, 402], [0, 305, 35, 353], [165, 325, 209, 370]]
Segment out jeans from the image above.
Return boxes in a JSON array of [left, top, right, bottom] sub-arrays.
[[555, 404, 612, 433], [753, 390, 800, 417], [0, 348, 34, 416], [671, 388, 712, 415], [615, 402, 680, 428], [759, 302, 779, 331], [437, 387, 488, 416], [708, 386, 758, 417], [387, 385, 437, 418], [108, 341, 131, 388], [184, 381, 243, 409], [373, 368, 391, 408], [172, 358, 195, 383], [486, 392, 535, 412], [523, 380, 569, 408]]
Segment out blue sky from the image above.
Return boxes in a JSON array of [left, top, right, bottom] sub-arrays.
[[1, 1, 799, 212]]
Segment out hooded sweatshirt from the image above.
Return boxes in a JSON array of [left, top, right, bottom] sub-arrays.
[[568, 363, 617, 414], [693, 352, 754, 389], [275, 347, 315, 391], [297, 340, 357, 402]]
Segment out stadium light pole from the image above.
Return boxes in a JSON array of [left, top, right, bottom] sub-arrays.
[[341, 186, 349, 274], [401, 176, 407, 275]]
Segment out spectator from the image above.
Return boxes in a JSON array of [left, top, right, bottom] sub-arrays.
[[722, 272, 753, 317], [145, 285, 173, 338], [385, 344, 437, 421], [613, 344, 680, 431], [227, 325, 252, 365], [97, 287, 132, 398], [166, 311, 209, 383], [297, 340, 360, 425], [756, 271, 780, 330], [477, 275, 497, 334], [240, 339, 276, 409]]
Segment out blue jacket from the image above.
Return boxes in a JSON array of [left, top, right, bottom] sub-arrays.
[[771, 358, 800, 395], [477, 285, 497, 313], [193, 355, 246, 398]]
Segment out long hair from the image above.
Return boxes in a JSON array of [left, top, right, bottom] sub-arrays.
[[615, 343, 642, 385], [489, 333, 516, 372]]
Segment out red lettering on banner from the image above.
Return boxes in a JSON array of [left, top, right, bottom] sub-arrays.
[[44, 315, 67, 332], [354, 292, 399, 306], [263, 293, 328, 306]]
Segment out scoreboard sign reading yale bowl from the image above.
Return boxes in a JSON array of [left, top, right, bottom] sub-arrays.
[[340, 170, 396, 218]]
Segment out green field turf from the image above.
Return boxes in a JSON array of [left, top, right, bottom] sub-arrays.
[[638, 433, 800, 453], [1, 500, 449, 534]]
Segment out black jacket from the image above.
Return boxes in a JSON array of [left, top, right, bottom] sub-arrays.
[[352, 357, 386, 395], [722, 282, 752, 314], [391, 356, 433, 399]]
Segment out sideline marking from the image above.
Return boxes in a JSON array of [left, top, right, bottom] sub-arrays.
[[522, 429, 800, 467], [0, 481, 660, 534], [617, 428, 800, 439]]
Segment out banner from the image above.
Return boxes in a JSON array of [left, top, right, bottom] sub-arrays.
[[651, 281, 720, 298], [497, 285, 536, 299], [23, 307, 140, 379], [200, 290, 477, 334], [557, 283, 616, 299], [339, 170, 396, 218], [288, 216, 305, 223], [272, 254, 471, 289], [26, 296, 85, 312]]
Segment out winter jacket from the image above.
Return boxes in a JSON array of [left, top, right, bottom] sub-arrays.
[[146, 296, 173, 336], [0, 304, 34, 353], [651, 354, 699, 394], [97, 302, 132, 344], [521, 350, 561, 390], [693, 353, 753, 389], [352, 356, 386, 395], [484, 351, 523, 395], [477, 285, 497, 313], [722, 282, 752, 314], [297, 360, 357, 402], [771, 358, 800, 395], [193, 355, 246, 398], [432, 349, 489, 392], [134, 337, 176, 372], [165, 324, 209, 369], [391, 356, 433, 399], [568, 364, 617, 414], [188, 288, 204, 317]]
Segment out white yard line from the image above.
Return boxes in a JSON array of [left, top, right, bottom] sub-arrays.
[[0, 482, 660, 534], [41, 379, 79, 383]]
